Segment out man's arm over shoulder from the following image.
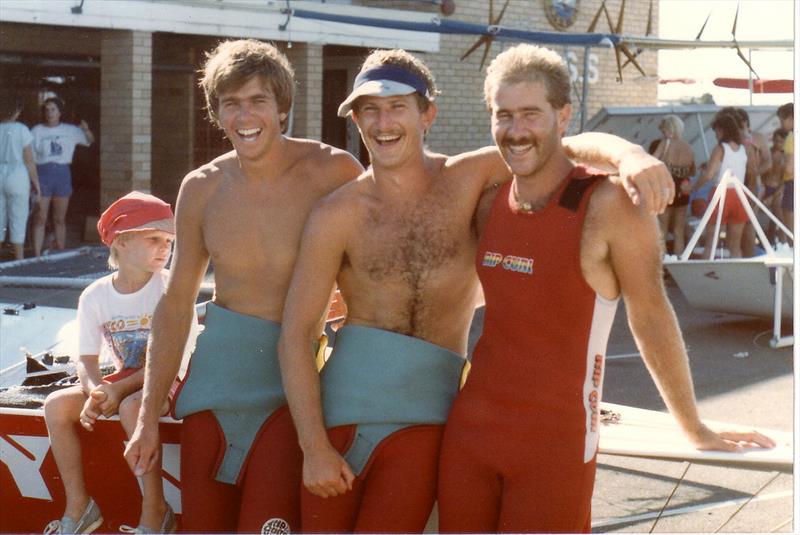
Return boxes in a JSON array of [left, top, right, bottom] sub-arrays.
[[278, 189, 357, 498], [564, 132, 673, 214], [588, 184, 775, 451], [447, 146, 512, 192]]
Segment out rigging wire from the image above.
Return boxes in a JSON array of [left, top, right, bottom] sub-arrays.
[[714, 471, 781, 533], [649, 461, 691, 533]]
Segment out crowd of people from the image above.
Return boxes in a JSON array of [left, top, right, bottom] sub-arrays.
[[34, 39, 782, 534], [651, 103, 794, 258], [0, 97, 93, 259]]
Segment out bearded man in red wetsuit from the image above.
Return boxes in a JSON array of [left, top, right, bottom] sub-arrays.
[[437, 43, 776, 534]]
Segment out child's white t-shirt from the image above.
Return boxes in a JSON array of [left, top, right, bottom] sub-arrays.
[[77, 270, 196, 373]]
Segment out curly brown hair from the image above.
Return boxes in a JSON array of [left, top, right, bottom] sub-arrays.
[[484, 44, 571, 111], [200, 39, 295, 131]]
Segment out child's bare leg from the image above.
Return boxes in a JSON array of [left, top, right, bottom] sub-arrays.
[[43, 385, 91, 520], [119, 391, 168, 529]]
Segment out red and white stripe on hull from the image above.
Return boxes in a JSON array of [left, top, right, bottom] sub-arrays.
[[0, 408, 182, 533]]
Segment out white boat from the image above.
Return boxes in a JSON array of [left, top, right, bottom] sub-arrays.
[[663, 171, 794, 348], [1, 303, 79, 390]]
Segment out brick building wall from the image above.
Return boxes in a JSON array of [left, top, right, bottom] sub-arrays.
[[287, 43, 324, 141], [408, 0, 659, 155], [1, 0, 661, 216], [99, 30, 153, 207]]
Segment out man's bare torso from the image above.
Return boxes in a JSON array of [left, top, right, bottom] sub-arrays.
[[335, 154, 495, 355], [193, 141, 359, 321]]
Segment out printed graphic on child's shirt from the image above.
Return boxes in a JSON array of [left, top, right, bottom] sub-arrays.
[[102, 313, 153, 370]]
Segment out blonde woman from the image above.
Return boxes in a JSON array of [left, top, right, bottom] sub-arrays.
[[653, 115, 696, 255]]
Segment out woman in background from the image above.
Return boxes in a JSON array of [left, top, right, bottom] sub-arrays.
[[691, 112, 749, 259], [0, 100, 40, 259], [31, 97, 94, 256], [652, 115, 695, 255]]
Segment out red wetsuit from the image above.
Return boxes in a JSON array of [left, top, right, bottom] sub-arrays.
[[174, 304, 304, 533], [438, 167, 618, 533], [180, 406, 303, 533], [301, 424, 443, 533], [302, 325, 464, 533]]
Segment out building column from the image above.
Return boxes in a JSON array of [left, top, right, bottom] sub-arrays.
[[99, 30, 152, 209], [285, 43, 323, 141]]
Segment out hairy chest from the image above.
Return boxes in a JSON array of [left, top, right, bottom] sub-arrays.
[[352, 198, 473, 285]]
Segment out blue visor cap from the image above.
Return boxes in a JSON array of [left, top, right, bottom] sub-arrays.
[[337, 65, 431, 118]]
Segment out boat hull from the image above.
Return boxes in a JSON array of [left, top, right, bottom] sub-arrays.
[[1, 408, 182, 533], [664, 259, 793, 319]]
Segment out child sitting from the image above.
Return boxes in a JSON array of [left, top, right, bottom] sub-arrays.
[[43, 191, 193, 534]]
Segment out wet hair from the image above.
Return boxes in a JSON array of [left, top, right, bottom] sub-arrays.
[[357, 49, 439, 112], [41, 97, 65, 121], [711, 112, 742, 145], [483, 44, 571, 111], [200, 39, 295, 131], [660, 115, 684, 139], [777, 102, 793, 120]]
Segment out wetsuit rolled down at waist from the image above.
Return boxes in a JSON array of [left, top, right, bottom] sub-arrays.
[[302, 324, 465, 533], [174, 302, 289, 483], [321, 324, 464, 470]]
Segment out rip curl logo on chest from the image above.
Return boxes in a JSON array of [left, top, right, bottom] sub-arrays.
[[482, 251, 534, 274]]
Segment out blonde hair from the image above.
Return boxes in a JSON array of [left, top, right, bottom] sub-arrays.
[[660, 115, 684, 139], [201, 39, 295, 131], [358, 49, 439, 111], [106, 233, 134, 269], [484, 44, 571, 111]]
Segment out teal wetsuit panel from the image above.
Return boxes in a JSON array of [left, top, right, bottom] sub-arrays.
[[173, 302, 285, 484], [321, 325, 464, 474]]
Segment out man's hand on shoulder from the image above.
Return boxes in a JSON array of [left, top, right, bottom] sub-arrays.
[[616, 145, 674, 215]]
